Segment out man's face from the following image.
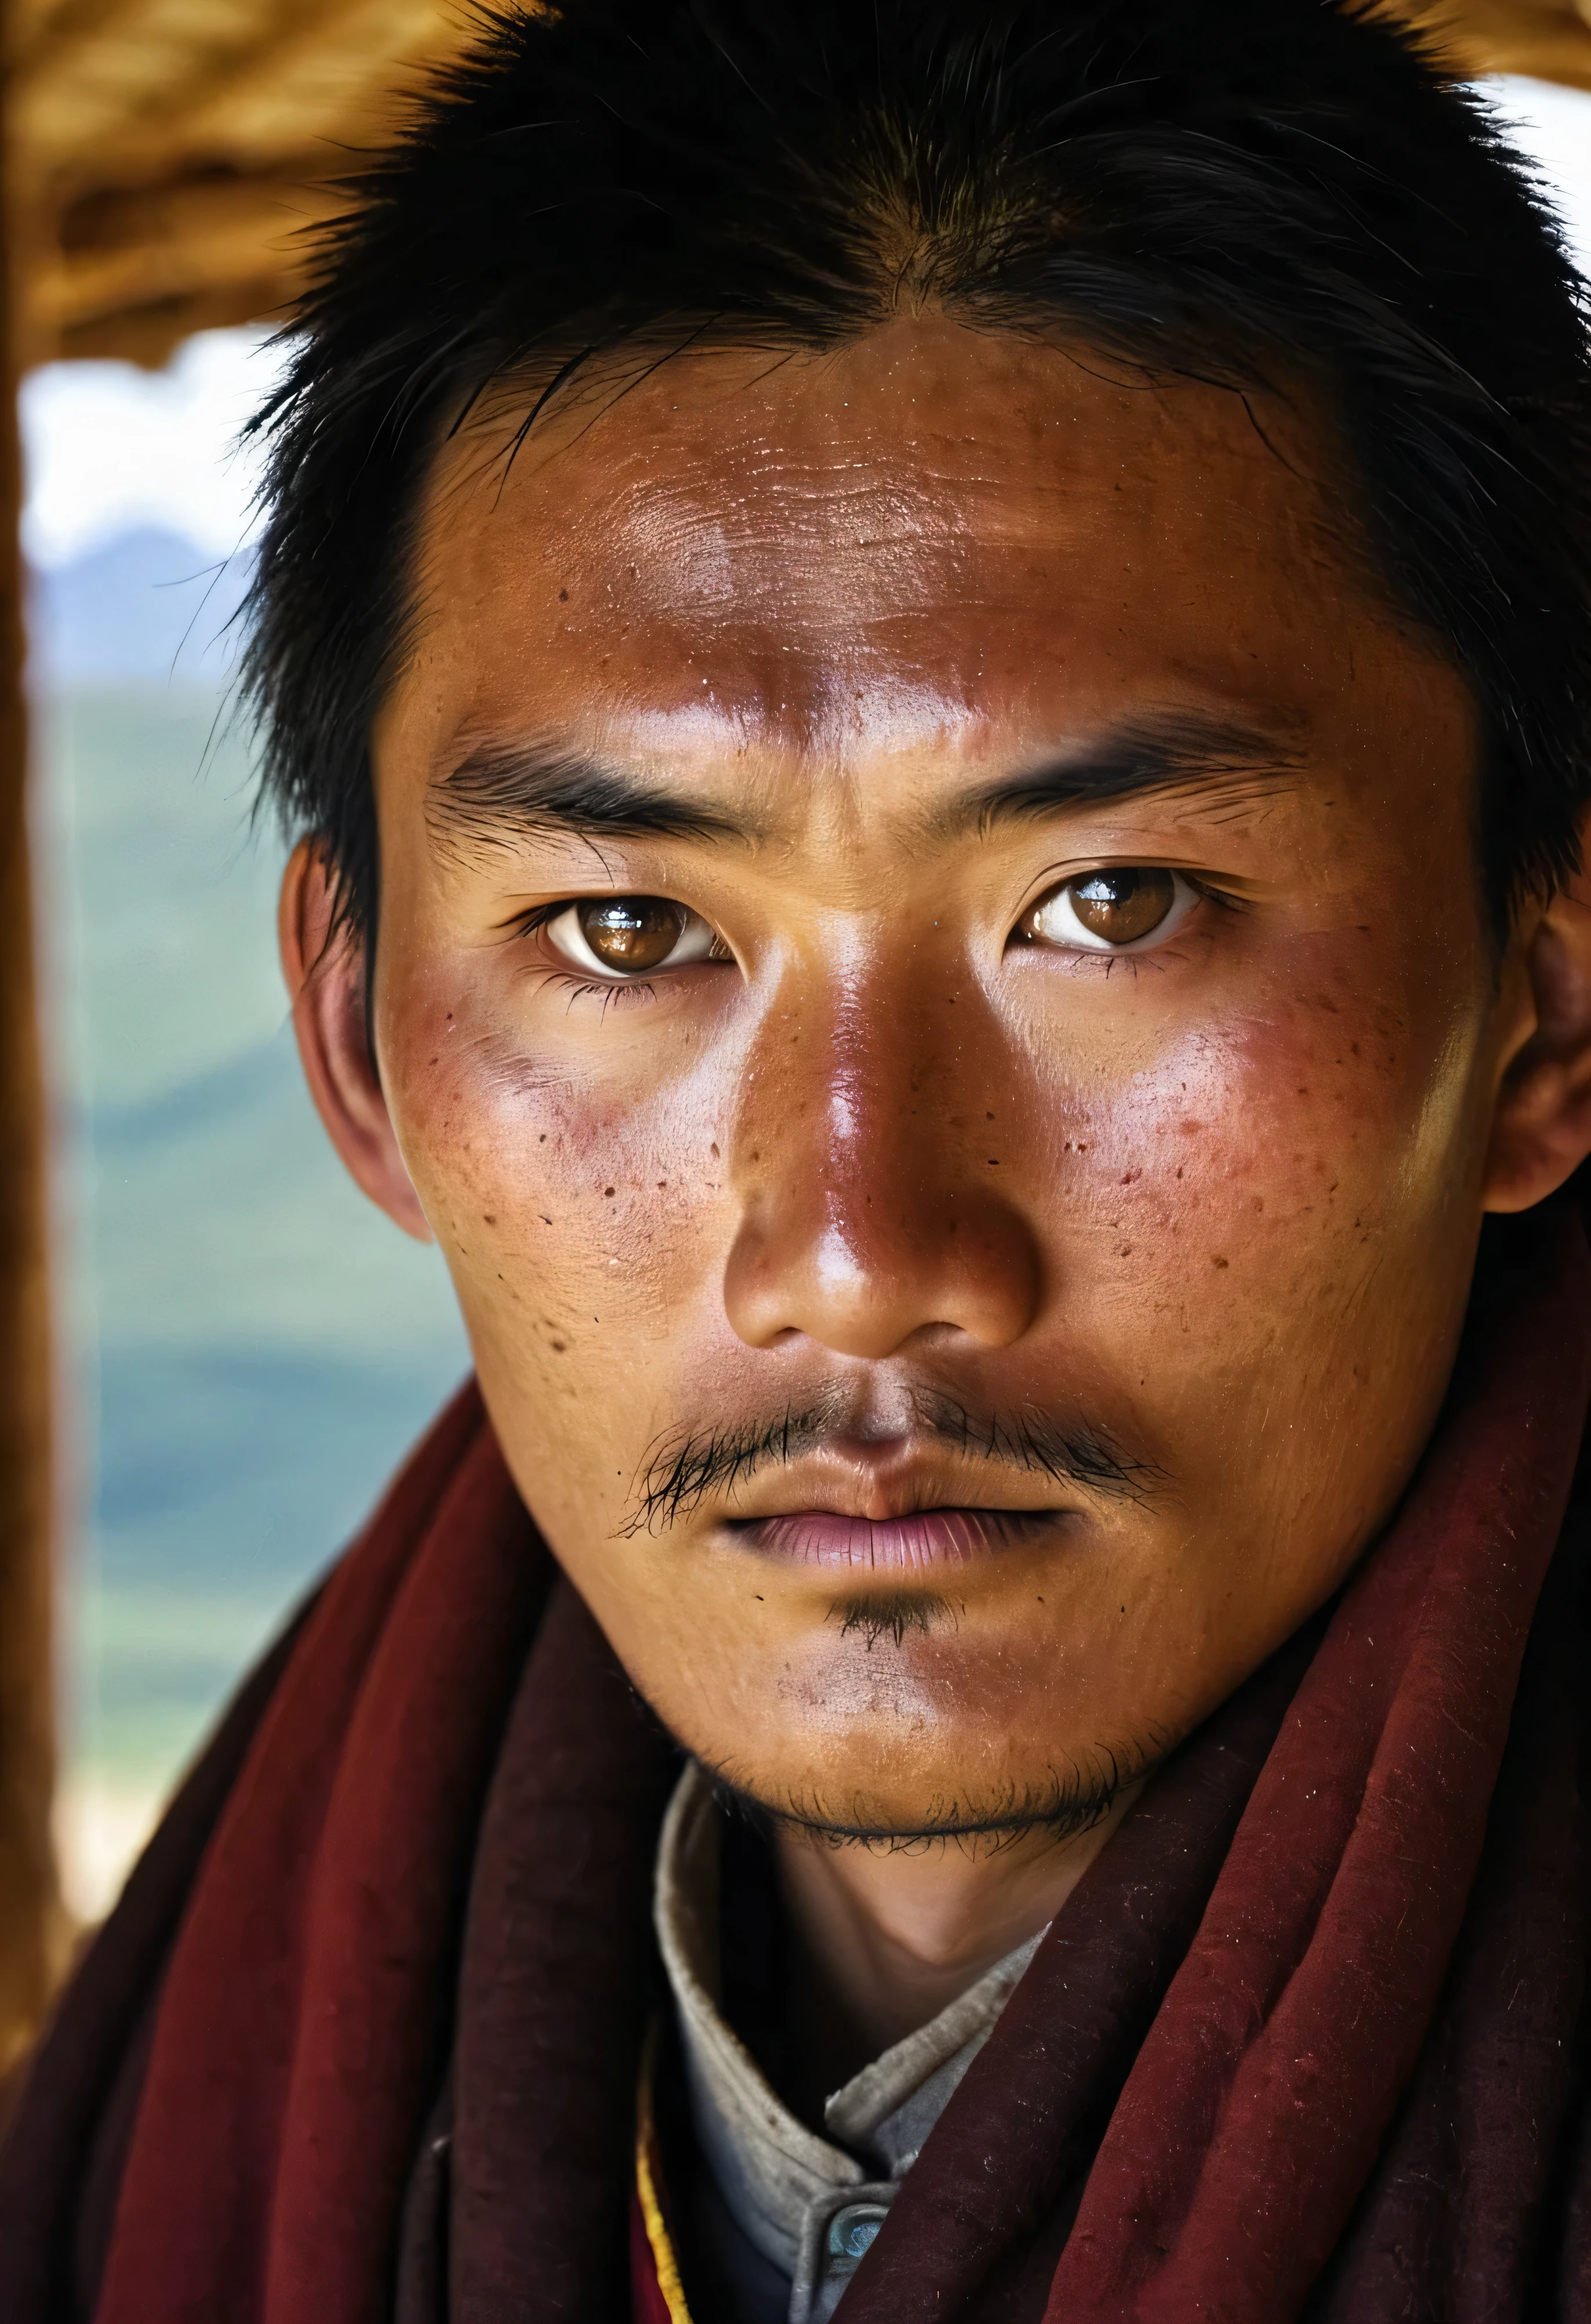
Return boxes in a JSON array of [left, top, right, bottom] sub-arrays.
[[365, 318, 1509, 1832]]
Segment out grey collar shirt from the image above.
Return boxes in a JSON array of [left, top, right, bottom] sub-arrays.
[[654, 1763, 1043, 2324]]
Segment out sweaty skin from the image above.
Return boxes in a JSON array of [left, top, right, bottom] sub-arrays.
[[284, 317, 1591, 2071]]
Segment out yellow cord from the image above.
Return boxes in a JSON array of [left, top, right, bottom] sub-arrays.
[[636, 2023, 695, 2324]]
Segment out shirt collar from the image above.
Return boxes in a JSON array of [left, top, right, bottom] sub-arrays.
[[653, 1761, 1042, 2301]]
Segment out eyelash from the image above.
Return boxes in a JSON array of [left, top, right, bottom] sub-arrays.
[[517, 902, 571, 939], [511, 907, 653, 1006], [559, 978, 656, 1015]]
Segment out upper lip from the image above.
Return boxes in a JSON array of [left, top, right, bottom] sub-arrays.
[[700, 1437, 1077, 1527]]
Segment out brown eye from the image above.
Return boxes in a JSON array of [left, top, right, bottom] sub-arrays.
[[1020, 866, 1190, 953], [577, 896, 686, 971], [1067, 867, 1175, 943], [544, 894, 724, 980]]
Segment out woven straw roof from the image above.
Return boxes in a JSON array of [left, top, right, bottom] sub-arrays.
[[12, 0, 1591, 366], [14, 0, 462, 362]]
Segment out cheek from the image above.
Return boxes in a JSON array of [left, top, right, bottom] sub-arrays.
[[379, 976, 737, 1392], [1062, 935, 1485, 1263], [1038, 950, 1488, 1526]]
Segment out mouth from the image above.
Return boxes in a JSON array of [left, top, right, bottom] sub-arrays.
[[724, 1505, 1063, 1570]]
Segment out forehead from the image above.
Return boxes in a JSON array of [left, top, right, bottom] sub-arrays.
[[390, 317, 1445, 785]]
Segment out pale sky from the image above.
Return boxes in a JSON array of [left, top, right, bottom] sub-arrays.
[[17, 74, 1591, 571]]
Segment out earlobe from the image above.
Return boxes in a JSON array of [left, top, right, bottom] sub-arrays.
[[1482, 837, 1591, 1215], [278, 838, 434, 1243]]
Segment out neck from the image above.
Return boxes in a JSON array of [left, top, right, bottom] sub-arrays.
[[772, 1785, 1141, 2096]]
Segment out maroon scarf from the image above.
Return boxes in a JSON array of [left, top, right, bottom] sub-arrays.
[[3, 1207, 1590, 2323]]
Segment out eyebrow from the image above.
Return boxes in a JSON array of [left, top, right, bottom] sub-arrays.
[[936, 710, 1307, 842], [429, 742, 764, 849], [428, 708, 1306, 856]]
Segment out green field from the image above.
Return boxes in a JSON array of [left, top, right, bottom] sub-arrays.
[[39, 683, 469, 1902]]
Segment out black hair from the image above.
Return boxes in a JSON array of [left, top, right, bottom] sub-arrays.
[[242, 0, 1591, 939]]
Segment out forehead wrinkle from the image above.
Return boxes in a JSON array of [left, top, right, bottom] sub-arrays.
[[542, 428, 1095, 645], [610, 490, 978, 636]]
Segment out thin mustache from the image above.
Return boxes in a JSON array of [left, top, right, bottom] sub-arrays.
[[621, 1382, 1162, 1538]]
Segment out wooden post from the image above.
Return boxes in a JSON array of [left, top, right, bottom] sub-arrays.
[[0, 28, 62, 2078]]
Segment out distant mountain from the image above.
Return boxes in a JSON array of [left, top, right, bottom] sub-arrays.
[[27, 528, 256, 687]]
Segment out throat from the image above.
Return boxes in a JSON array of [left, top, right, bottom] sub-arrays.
[[768, 1785, 1142, 2090]]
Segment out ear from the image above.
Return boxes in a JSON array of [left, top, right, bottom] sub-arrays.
[[278, 838, 434, 1243], [1483, 823, 1591, 1215]]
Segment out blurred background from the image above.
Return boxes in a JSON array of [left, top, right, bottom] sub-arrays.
[[26, 330, 470, 1922], [10, 48, 1591, 1932]]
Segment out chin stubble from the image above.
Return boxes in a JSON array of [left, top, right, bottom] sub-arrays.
[[698, 1730, 1168, 1855]]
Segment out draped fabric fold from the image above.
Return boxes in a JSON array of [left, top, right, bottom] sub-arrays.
[[97, 1383, 555, 2324], [3, 1208, 1590, 2323]]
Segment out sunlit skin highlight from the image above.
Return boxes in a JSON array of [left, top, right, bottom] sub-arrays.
[[282, 317, 1591, 2067]]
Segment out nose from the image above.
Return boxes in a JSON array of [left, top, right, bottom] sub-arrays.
[[722, 984, 1042, 1359]]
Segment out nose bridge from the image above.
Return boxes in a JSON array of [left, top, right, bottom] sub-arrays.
[[724, 949, 1040, 1358], [738, 947, 941, 1225], [811, 964, 913, 1189]]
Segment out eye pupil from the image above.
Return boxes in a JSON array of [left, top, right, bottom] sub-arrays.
[[1066, 866, 1176, 944], [578, 896, 686, 971]]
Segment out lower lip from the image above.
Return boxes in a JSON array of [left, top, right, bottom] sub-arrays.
[[727, 1506, 1059, 1571]]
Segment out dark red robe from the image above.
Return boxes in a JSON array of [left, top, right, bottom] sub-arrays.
[[5, 1204, 1591, 2323]]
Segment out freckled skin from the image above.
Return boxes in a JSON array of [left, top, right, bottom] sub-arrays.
[[336, 319, 1544, 1927]]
